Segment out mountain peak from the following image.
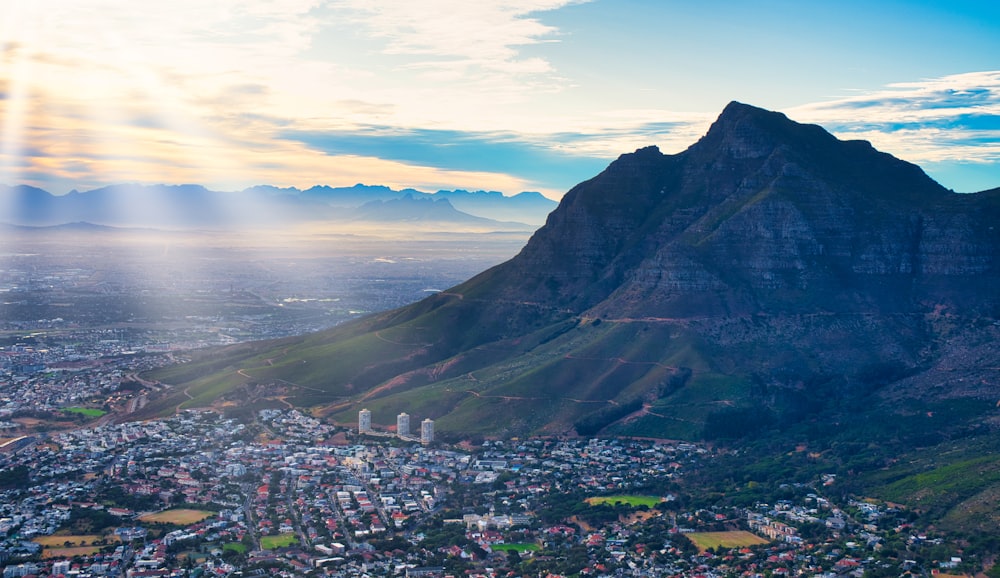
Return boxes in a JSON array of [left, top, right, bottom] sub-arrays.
[[707, 101, 790, 135], [717, 100, 776, 121], [693, 101, 830, 160]]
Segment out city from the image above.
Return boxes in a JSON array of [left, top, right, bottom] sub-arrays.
[[0, 406, 976, 578]]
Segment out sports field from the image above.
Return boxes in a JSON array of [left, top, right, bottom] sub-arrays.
[[64, 407, 107, 418], [42, 545, 102, 559], [139, 509, 214, 525], [489, 543, 540, 552], [686, 531, 768, 551], [584, 495, 662, 508], [33, 534, 120, 559], [261, 533, 299, 549]]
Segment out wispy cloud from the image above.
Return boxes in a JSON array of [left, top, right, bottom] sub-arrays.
[[282, 125, 608, 192], [329, 1, 586, 91], [791, 71, 1000, 186]]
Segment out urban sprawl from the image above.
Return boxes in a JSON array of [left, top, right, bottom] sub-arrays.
[[0, 403, 974, 578]]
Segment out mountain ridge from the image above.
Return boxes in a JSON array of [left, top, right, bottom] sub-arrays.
[[0, 182, 556, 229]]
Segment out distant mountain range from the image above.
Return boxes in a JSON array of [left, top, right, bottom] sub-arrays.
[[0, 183, 557, 230]]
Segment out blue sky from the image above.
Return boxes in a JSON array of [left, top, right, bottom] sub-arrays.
[[2, 0, 999, 198]]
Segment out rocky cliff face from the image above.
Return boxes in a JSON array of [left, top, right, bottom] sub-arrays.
[[483, 102, 1000, 321], [432, 102, 1000, 414]]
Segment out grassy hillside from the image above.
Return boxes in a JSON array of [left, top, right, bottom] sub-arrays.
[[143, 305, 768, 442]]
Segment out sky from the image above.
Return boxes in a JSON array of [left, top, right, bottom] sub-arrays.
[[2, 0, 999, 200]]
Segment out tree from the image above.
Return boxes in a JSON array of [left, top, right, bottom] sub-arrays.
[[0, 466, 29, 489]]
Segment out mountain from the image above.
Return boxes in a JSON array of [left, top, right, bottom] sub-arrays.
[[294, 184, 556, 224], [349, 194, 514, 225], [296, 183, 426, 205], [0, 184, 63, 225], [0, 221, 124, 233], [0, 183, 306, 227], [432, 189, 557, 224], [144, 102, 1000, 527], [0, 183, 545, 229]]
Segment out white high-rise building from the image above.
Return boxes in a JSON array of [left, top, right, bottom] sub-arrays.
[[358, 408, 372, 433], [420, 418, 434, 444], [396, 412, 410, 437]]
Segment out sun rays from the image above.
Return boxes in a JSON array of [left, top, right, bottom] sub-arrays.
[[2, 1, 999, 210]]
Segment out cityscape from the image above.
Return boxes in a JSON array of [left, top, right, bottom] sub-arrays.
[[0, 406, 977, 578]]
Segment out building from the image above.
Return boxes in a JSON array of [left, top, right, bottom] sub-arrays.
[[358, 408, 372, 434], [420, 418, 434, 444], [397, 412, 410, 437]]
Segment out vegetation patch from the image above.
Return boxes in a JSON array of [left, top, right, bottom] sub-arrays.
[[260, 533, 299, 550], [139, 509, 214, 525], [586, 495, 662, 508], [686, 531, 768, 551], [489, 543, 540, 552], [574, 397, 643, 436], [879, 455, 1000, 504], [223, 542, 248, 554], [63, 407, 107, 418]]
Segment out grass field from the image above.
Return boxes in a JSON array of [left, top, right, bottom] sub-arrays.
[[585, 495, 662, 508], [42, 546, 102, 559], [260, 533, 299, 550], [34, 534, 120, 559], [686, 531, 768, 551], [34, 534, 117, 547], [139, 509, 214, 525], [223, 542, 248, 554], [63, 407, 107, 418], [489, 543, 540, 552]]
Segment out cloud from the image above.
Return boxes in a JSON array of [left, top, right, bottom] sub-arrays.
[[0, 79, 544, 196], [277, 114, 721, 195], [790, 71, 1000, 165], [4, 2, 998, 199], [330, 0, 586, 86], [282, 125, 609, 192]]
